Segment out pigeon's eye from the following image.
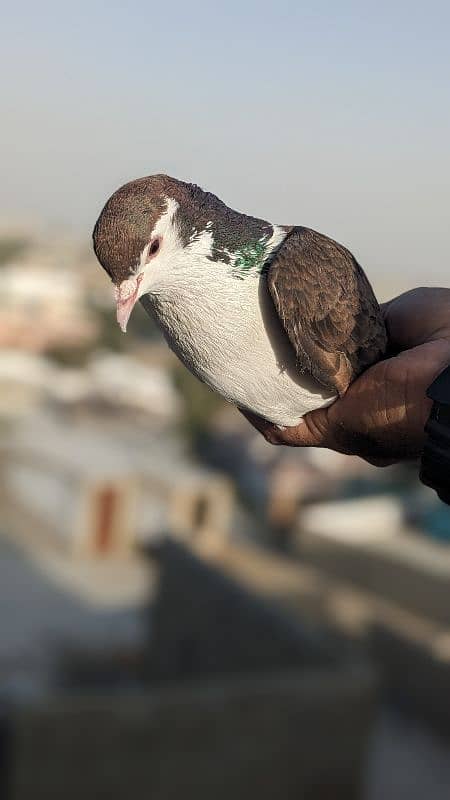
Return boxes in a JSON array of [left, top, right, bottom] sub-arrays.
[[148, 238, 160, 258]]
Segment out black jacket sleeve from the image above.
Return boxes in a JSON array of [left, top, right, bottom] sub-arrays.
[[420, 365, 450, 505]]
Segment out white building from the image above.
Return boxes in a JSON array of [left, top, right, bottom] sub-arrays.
[[0, 264, 97, 351]]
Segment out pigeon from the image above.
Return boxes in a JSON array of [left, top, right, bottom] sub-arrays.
[[93, 175, 386, 427]]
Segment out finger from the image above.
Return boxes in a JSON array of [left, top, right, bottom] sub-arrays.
[[384, 287, 450, 350], [363, 456, 397, 467], [238, 409, 285, 444], [238, 407, 330, 447]]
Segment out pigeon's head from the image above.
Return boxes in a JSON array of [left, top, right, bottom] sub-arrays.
[[93, 174, 208, 332]]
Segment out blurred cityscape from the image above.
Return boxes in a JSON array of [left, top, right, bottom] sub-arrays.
[[0, 223, 450, 800]]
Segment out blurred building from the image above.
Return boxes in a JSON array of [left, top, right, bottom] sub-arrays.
[[0, 351, 55, 417], [0, 349, 182, 426], [0, 264, 97, 351]]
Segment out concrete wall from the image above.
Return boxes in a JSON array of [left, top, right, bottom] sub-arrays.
[[297, 528, 450, 626], [6, 540, 377, 800], [293, 527, 450, 734], [147, 540, 333, 680], [165, 536, 450, 738], [370, 623, 450, 735], [9, 676, 373, 800]]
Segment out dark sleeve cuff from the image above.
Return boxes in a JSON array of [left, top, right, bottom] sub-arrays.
[[420, 366, 450, 505]]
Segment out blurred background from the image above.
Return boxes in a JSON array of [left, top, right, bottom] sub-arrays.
[[1, 1, 450, 798]]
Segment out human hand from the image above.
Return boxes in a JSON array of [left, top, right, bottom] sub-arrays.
[[241, 288, 450, 464]]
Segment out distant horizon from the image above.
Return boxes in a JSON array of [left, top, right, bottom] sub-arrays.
[[0, 203, 443, 303]]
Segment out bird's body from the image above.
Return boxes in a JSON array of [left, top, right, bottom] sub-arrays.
[[93, 175, 386, 427], [140, 223, 334, 426]]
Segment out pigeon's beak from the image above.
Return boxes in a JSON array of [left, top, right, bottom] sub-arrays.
[[115, 274, 144, 333]]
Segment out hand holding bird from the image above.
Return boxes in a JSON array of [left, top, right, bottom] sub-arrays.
[[243, 288, 450, 464]]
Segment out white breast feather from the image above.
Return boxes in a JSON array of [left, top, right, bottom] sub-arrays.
[[140, 207, 335, 427]]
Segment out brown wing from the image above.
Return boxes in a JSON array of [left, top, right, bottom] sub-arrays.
[[267, 226, 387, 395]]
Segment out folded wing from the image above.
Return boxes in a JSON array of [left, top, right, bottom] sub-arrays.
[[267, 226, 387, 395]]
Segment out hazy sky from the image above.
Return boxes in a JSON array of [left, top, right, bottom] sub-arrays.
[[1, 0, 449, 294]]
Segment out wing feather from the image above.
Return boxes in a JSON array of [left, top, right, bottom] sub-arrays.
[[267, 226, 387, 395]]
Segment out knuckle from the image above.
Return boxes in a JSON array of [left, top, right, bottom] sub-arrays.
[[304, 413, 328, 444]]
